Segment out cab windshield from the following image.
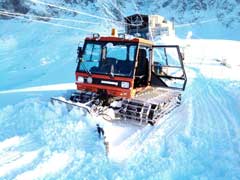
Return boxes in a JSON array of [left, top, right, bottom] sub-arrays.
[[77, 41, 137, 77]]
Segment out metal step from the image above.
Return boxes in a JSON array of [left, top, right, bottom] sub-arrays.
[[116, 90, 181, 125]]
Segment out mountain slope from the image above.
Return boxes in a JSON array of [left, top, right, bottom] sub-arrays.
[[0, 1, 240, 179], [1, 0, 240, 27]]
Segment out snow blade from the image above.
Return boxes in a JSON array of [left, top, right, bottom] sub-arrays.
[[51, 97, 91, 113]]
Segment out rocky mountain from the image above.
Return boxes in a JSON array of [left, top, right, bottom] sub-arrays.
[[0, 0, 239, 27]]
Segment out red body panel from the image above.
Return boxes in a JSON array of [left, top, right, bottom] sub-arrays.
[[75, 72, 135, 98], [86, 36, 139, 43], [85, 36, 153, 45], [75, 36, 153, 98]]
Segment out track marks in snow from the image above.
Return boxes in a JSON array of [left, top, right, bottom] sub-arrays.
[[209, 83, 240, 157], [181, 68, 240, 178], [127, 67, 240, 179], [207, 82, 240, 177]]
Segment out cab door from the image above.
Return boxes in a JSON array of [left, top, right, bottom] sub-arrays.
[[151, 45, 187, 90]]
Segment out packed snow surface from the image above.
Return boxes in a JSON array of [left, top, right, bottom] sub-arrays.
[[0, 11, 240, 180]]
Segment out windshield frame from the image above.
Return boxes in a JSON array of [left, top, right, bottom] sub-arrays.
[[76, 40, 138, 78]]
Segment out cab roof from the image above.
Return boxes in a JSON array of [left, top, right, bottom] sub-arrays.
[[85, 36, 154, 46]]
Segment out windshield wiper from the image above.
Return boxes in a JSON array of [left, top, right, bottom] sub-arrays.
[[81, 61, 92, 76], [109, 64, 115, 78]]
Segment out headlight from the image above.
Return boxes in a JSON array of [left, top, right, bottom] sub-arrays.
[[87, 77, 93, 83], [77, 76, 84, 83], [121, 82, 130, 88]]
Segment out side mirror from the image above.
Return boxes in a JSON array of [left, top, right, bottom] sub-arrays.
[[77, 46, 83, 58], [76, 46, 83, 63]]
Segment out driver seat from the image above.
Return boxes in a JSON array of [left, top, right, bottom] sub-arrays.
[[134, 49, 148, 87]]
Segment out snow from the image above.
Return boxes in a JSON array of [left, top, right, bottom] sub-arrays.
[[0, 149, 40, 177], [0, 83, 75, 94], [0, 3, 240, 179], [15, 151, 72, 180]]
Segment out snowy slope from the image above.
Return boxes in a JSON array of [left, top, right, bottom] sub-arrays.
[[0, 43, 240, 179], [0, 1, 240, 179]]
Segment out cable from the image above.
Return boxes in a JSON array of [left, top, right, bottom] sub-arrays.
[[29, 0, 128, 25], [129, 0, 144, 27], [0, 11, 90, 32], [109, 1, 129, 22], [108, 0, 144, 28], [0, 11, 106, 34], [29, 0, 140, 27], [0, 9, 100, 25], [130, 0, 150, 39], [175, 18, 218, 28]]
